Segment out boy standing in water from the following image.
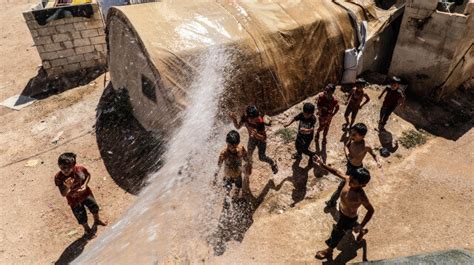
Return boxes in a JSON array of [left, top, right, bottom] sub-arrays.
[[54, 153, 107, 238], [344, 78, 370, 130], [230, 105, 278, 174], [314, 155, 374, 260], [378, 76, 405, 130], [325, 123, 380, 208], [315, 84, 339, 145], [284, 102, 317, 160], [215, 130, 252, 199]]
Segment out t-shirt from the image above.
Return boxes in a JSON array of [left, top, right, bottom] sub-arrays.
[[54, 165, 93, 207], [294, 112, 316, 136], [382, 87, 404, 108], [240, 115, 266, 140], [219, 145, 247, 178], [316, 92, 339, 117]]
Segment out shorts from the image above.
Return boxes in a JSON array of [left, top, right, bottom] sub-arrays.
[[318, 115, 333, 128], [71, 195, 100, 225], [223, 176, 242, 191], [346, 161, 363, 175]]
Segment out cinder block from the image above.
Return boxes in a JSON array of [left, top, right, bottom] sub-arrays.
[[40, 51, 59, 61], [74, 22, 88, 31], [37, 27, 57, 36], [63, 63, 82, 73], [74, 38, 91, 47], [48, 19, 66, 26], [34, 36, 52, 45], [94, 44, 106, 52], [36, 45, 45, 53], [57, 48, 75, 58], [43, 61, 52, 69], [56, 24, 75, 34], [81, 29, 99, 38], [90, 36, 105, 45], [30, 30, 39, 38], [75, 45, 95, 54], [71, 31, 82, 39], [47, 66, 64, 77], [26, 20, 39, 30], [80, 60, 98, 69], [83, 52, 100, 61], [67, 54, 85, 64], [62, 41, 74, 49], [51, 58, 68, 67], [44, 43, 62, 52], [23, 12, 34, 22], [52, 33, 70, 43]]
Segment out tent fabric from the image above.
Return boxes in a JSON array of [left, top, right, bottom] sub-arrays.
[[107, 0, 402, 131]]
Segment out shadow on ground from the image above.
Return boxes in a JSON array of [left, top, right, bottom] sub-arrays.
[[395, 88, 473, 141], [95, 83, 165, 194], [20, 67, 105, 100]]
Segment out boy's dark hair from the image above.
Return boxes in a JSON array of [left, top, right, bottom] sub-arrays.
[[303, 102, 315, 113], [58, 152, 77, 166], [325, 83, 336, 92], [351, 167, 371, 185], [226, 130, 240, 145], [246, 105, 259, 118], [352, 123, 368, 136]]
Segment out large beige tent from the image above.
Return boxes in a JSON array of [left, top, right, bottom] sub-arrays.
[[107, 0, 403, 132]]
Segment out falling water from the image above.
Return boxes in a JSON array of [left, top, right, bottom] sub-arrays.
[[74, 46, 235, 263]]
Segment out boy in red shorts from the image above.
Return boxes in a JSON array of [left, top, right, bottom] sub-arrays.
[[315, 84, 340, 145], [54, 152, 107, 238]]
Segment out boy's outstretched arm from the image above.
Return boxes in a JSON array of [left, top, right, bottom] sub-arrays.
[[313, 156, 347, 181], [242, 147, 252, 175], [284, 118, 295, 128], [333, 104, 340, 115], [378, 88, 387, 99], [356, 193, 375, 231], [367, 147, 381, 167], [229, 112, 242, 129]]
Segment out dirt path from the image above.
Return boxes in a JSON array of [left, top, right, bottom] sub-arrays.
[[0, 3, 135, 263]]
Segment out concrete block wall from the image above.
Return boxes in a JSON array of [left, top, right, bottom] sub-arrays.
[[23, 3, 106, 77], [389, 0, 473, 99]]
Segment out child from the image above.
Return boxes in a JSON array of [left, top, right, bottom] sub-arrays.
[[229, 105, 278, 174], [325, 123, 380, 208], [344, 78, 370, 130], [215, 130, 252, 200], [315, 84, 340, 145], [378, 76, 405, 130], [54, 153, 107, 238], [284, 102, 317, 160], [313, 156, 374, 260]]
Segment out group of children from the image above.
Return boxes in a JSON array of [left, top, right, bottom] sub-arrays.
[[53, 77, 405, 257], [215, 77, 405, 260]]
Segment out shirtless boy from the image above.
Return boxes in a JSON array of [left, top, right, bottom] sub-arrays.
[[284, 102, 317, 160], [230, 105, 278, 174], [54, 152, 107, 238], [315, 84, 339, 145], [216, 130, 252, 200], [326, 123, 380, 208], [378, 76, 405, 130], [314, 156, 374, 260], [344, 78, 370, 130]]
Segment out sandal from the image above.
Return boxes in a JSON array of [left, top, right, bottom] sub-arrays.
[[315, 249, 332, 260]]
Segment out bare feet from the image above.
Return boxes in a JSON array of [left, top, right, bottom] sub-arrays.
[[94, 219, 108, 226]]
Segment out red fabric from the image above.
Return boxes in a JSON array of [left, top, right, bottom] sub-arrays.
[[317, 92, 339, 117], [54, 165, 93, 207], [240, 115, 267, 139]]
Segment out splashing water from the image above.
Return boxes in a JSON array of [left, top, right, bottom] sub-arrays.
[[75, 47, 235, 263]]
